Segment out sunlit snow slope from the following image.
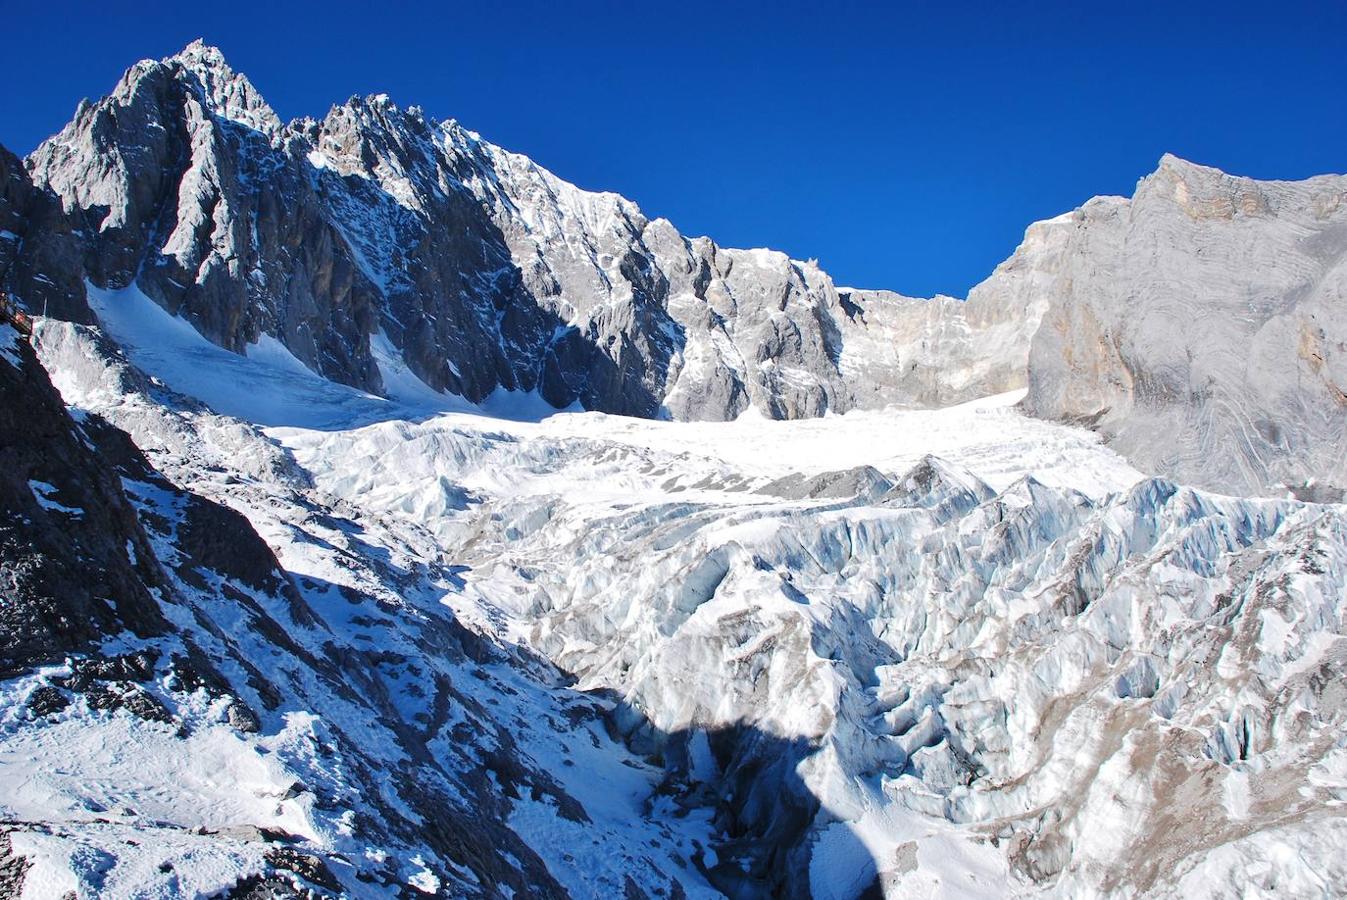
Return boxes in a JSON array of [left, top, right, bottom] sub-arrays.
[[14, 299, 1346, 899]]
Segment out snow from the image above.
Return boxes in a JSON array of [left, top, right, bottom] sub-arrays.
[[0, 714, 319, 840], [1, 323, 22, 367], [85, 282, 576, 429], [27, 480, 84, 518], [270, 386, 1140, 555], [86, 281, 394, 428], [407, 856, 440, 893]]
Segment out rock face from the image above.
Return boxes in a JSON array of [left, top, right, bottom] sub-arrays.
[[1019, 156, 1347, 497], [0, 145, 89, 323], [26, 41, 1032, 421]]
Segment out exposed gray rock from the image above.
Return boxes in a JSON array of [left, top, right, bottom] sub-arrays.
[[25, 41, 1038, 424], [1019, 155, 1347, 497], [0, 145, 89, 323], [756, 465, 893, 501]]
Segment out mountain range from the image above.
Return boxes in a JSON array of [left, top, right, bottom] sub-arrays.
[[1, 41, 1345, 899]]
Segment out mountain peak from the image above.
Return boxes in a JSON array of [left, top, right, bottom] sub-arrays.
[[1156, 152, 1225, 177], [171, 38, 229, 70], [162, 40, 281, 136]]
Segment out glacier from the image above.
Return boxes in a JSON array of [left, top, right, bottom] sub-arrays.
[[3, 302, 1341, 898]]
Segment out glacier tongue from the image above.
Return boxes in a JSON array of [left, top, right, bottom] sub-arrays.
[[23, 306, 1347, 896], [266, 359, 1347, 896]]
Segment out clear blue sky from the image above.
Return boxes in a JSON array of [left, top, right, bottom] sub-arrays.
[[3, 1, 1344, 297]]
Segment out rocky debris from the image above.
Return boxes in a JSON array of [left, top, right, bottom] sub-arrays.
[[0, 832, 31, 900], [46, 652, 178, 726], [260, 846, 341, 894], [63, 650, 160, 688], [24, 684, 70, 717], [169, 646, 261, 732], [225, 875, 324, 900], [81, 680, 177, 726], [178, 496, 291, 594]]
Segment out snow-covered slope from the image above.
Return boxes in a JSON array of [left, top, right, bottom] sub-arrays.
[[9, 318, 725, 898], [8, 300, 1344, 898]]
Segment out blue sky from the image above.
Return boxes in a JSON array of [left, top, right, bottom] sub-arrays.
[[3, 1, 1344, 296]]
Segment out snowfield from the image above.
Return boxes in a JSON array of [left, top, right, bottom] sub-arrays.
[[6, 312, 1342, 898]]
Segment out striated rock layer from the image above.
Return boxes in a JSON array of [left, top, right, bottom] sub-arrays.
[[1017, 157, 1347, 497]]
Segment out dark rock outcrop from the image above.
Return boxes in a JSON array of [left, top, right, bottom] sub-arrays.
[[0, 145, 89, 323], [0, 329, 169, 676]]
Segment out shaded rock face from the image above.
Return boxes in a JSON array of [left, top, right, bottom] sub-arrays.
[[1019, 156, 1347, 497], [28, 45, 383, 393], [0, 146, 89, 323], [25, 41, 1035, 422], [0, 327, 168, 676]]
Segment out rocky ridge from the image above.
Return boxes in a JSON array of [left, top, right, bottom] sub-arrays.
[[1022, 156, 1347, 498], [24, 40, 1036, 424], [17, 42, 1345, 495]]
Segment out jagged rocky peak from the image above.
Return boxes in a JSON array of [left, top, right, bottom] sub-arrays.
[[164, 38, 282, 135], [22, 40, 1037, 426], [32, 40, 279, 219], [1144, 151, 1295, 219]]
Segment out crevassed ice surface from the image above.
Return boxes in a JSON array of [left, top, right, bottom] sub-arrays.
[[26, 304, 1347, 898]]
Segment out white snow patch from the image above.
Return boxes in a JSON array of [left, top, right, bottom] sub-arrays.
[[1, 323, 22, 366], [27, 480, 84, 518]]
